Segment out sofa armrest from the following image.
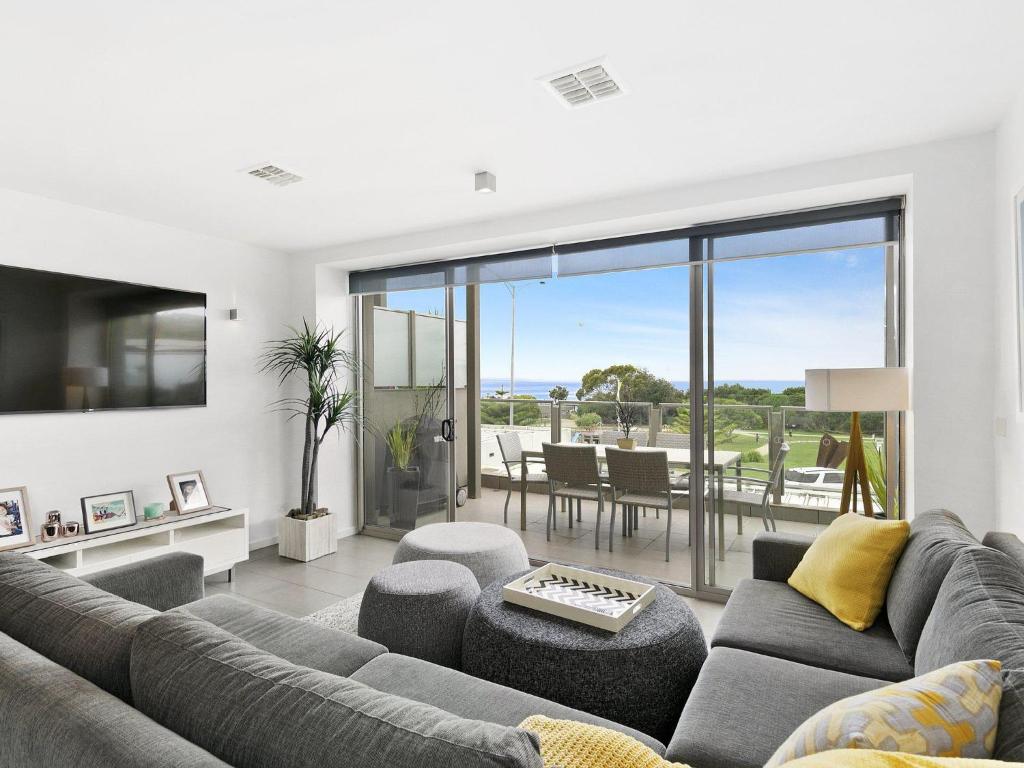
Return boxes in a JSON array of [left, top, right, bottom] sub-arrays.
[[752, 532, 814, 582], [82, 553, 205, 610], [983, 531, 1024, 570]]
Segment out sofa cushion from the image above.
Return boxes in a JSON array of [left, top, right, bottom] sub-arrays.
[[179, 594, 387, 676], [0, 552, 157, 701], [665, 646, 887, 768], [712, 578, 914, 681], [0, 631, 229, 768], [130, 612, 543, 768], [916, 547, 1024, 761], [350, 652, 665, 755], [886, 509, 981, 662]]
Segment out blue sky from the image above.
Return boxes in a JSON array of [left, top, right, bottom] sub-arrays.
[[384, 246, 886, 383]]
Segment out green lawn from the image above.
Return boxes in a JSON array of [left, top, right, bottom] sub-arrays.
[[715, 429, 854, 471]]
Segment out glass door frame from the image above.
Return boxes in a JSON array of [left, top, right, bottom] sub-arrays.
[[354, 288, 460, 540], [691, 229, 904, 600]]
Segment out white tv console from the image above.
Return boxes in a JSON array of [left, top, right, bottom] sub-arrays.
[[19, 506, 249, 579]]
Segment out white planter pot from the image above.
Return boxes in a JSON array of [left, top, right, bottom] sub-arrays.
[[278, 512, 338, 562]]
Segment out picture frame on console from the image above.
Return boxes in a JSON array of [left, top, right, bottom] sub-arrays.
[[81, 490, 137, 535], [0, 486, 33, 552], [167, 470, 211, 514]]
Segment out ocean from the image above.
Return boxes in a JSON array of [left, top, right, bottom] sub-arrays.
[[480, 378, 803, 399]]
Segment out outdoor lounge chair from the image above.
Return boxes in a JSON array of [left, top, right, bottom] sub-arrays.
[[721, 442, 790, 532]]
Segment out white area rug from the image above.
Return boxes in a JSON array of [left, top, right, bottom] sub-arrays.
[[304, 592, 363, 635]]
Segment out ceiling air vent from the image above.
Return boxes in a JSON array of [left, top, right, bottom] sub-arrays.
[[245, 164, 303, 187], [544, 62, 624, 108]]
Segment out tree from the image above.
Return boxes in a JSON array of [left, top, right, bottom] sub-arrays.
[[480, 394, 542, 426], [548, 385, 569, 401], [575, 364, 682, 405]]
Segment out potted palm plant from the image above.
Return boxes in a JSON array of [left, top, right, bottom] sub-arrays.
[[261, 321, 359, 562], [385, 419, 420, 529]]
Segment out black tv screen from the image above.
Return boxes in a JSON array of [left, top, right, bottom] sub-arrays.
[[0, 265, 206, 414]]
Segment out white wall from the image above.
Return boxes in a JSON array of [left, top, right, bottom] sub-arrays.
[[993, 90, 1024, 539], [295, 132, 1000, 537], [0, 189, 297, 548]]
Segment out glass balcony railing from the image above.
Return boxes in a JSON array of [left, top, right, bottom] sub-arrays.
[[478, 398, 892, 518]]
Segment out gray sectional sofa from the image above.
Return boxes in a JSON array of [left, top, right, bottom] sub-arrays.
[[0, 551, 659, 768], [1, 509, 1022, 768], [667, 509, 1024, 768]]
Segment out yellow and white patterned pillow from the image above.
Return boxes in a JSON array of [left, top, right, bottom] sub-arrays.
[[765, 660, 1003, 768], [780, 749, 1022, 768]]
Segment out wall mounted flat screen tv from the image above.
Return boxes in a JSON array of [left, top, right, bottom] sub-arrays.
[[0, 265, 207, 414]]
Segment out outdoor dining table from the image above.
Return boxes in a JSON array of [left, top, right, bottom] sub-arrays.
[[519, 445, 742, 561]]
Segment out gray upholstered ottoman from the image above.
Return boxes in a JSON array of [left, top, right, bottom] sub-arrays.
[[358, 560, 480, 668], [462, 567, 707, 743], [392, 522, 530, 587]]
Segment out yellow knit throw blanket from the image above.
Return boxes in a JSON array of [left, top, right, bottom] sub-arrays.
[[518, 715, 689, 768]]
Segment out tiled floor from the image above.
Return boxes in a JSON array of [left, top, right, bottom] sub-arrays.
[[206, 519, 728, 636], [204, 534, 400, 618]]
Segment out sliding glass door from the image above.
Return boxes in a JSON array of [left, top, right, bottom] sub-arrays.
[[356, 287, 464, 535], [351, 200, 903, 598]]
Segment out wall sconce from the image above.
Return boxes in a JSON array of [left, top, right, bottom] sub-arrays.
[[229, 308, 240, 321]]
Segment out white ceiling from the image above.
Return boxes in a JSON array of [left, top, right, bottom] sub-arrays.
[[2, 1, 1024, 253]]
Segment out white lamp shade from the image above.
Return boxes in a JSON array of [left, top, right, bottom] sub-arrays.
[[804, 367, 909, 412], [62, 366, 109, 388]]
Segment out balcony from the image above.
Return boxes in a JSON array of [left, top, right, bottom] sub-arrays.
[[465, 397, 889, 589]]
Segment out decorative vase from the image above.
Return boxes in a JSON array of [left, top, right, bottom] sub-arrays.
[[617, 438, 637, 450], [387, 466, 421, 529], [278, 510, 337, 562]]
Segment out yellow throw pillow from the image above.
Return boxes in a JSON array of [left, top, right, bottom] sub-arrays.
[[518, 715, 689, 768], [781, 749, 1023, 768], [765, 660, 1003, 768], [788, 512, 910, 630]]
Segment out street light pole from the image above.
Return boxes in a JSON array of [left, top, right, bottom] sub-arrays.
[[507, 283, 516, 427]]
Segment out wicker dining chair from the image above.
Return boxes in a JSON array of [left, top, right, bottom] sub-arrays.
[[541, 443, 605, 550], [604, 448, 685, 562], [496, 432, 547, 525]]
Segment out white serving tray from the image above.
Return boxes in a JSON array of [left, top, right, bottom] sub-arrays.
[[502, 563, 656, 633]]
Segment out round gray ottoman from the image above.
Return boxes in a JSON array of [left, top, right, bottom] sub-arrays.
[[392, 522, 529, 587], [461, 567, 707, 743], [358, 560, 480, 668]]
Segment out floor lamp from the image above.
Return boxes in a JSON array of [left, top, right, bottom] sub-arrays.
[[804, 367, 909, 517]]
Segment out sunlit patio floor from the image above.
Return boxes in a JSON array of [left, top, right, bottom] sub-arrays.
[[410, 487, 827, 591]]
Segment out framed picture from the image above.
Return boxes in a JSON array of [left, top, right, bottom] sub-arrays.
[[81, 490, 137, 534], [0, 487, 33, 552], [1017, 185, 1024, 411], [167, 470, 211, 514]]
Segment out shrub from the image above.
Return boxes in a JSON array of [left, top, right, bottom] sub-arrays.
[[575, 412, 603, 429]]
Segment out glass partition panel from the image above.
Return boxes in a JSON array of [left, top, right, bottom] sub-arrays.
[[360, 289, 450, 532], [705, 246, 891, 590]]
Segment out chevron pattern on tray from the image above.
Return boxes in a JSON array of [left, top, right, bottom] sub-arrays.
[[523, 573, 640, 617]]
